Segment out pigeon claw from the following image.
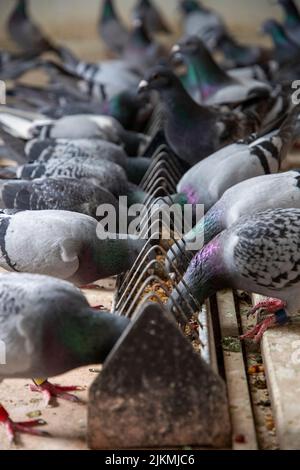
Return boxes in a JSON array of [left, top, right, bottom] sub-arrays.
[[247, 297, 286, 318], [30, 380, 84, 406], [241, 309, 289, 343], [0, 405, 48, 444]]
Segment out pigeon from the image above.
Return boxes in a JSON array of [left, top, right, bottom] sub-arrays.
[[0, 210, 147, 285], [7, 0, 58, 55], [216, 32, 272, 68], [168, 208, 300, 342], [167, 170, 300, 272], [123, 17, 167, 75], [0, 272, 129, 441], [0, 177, 119, 220], [0, 50, 41, 81], [262, 19, 300, 66], [172, 36, 271, 106], [176, 107, 298, 210], [179, 0, 228, 51], [56, 46, 141, 100], [138, 66, 270, 167], [0, 112, 149, 156], [0, 158, 129, 198], [277, 0, 300, 45], [98, 0, 129, 55], [133, 0, 171, 34]]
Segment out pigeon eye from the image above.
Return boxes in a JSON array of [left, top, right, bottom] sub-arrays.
[[152, 73, 160, 80]]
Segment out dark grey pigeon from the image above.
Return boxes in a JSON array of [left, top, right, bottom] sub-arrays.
[[278, 0, 300, 45], [0, 177, 119, 220], [138, 66, 268, 167], [133, 0, 171, 34]]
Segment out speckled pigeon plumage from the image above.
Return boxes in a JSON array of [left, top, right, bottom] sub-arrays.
[[168, 208, 300, 325], [0, 272, 129, 380], [0, 177, 119, 220], [177, 106, 299, 209], [138, 66, 270, 167], [167, 170, 300, 271], [3, 157, 129, 197], [0, 210, 146, 285], [173, 36, 271, 106]]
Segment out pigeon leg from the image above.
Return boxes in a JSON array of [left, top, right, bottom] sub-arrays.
[[247, 298, 286, 318], [30, 379, 84, 406], [241, 309, 290, 343], [0, 404, 47, 443]]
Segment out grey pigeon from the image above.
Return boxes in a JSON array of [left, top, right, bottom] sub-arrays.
[[168, 208, 300, 342], [138, 66, 269, 167], [176, 107, 298, 210], [167, 170, 300, 271], [179, 0, 227, 51], [0, 177, 119, 220], [0, 272, 129, 441], [2, 158, 129, 198], [98, 0, 129, 55], [133, 0, 171, 34], [0, 210, 146, 285], [7, 0, 58, 55], [172, 36, 271, 106]]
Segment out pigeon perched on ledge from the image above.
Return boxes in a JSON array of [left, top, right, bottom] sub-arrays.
[[167, 170, 300, 272], [168, 208, 300, 341], [0, 272, 129, 441], [0, 210, 146, 285], [177, 106, 299, 210], [138, 66, 268, 167], [0, 177, 119, 220]]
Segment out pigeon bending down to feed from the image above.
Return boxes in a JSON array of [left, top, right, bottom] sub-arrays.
[[167, 170, 300, 271], [172, 36, 271, 106], [168, 208, 300, 342], [179, 0, 227, 51], [7, 0, 58, 55], [138, 66, 266, 167], [0, 272, 129, 441], [0, 158, 129, 198], [133, 0, 171, 35], [0, 177, 119, 220], [0, 210, 146, 285], [177, 106, 299, 210], [98, 0, 129, 55]]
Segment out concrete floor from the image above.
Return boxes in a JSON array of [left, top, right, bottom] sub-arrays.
[[0, 278, 115, 450]]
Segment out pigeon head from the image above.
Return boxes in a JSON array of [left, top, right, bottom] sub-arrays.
[[173, 35, 208, 58], [262, 19, 285, 37], [138, 66, 179, 95]]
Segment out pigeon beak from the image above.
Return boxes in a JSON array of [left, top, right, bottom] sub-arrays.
[[138, 80, 150, 94]]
